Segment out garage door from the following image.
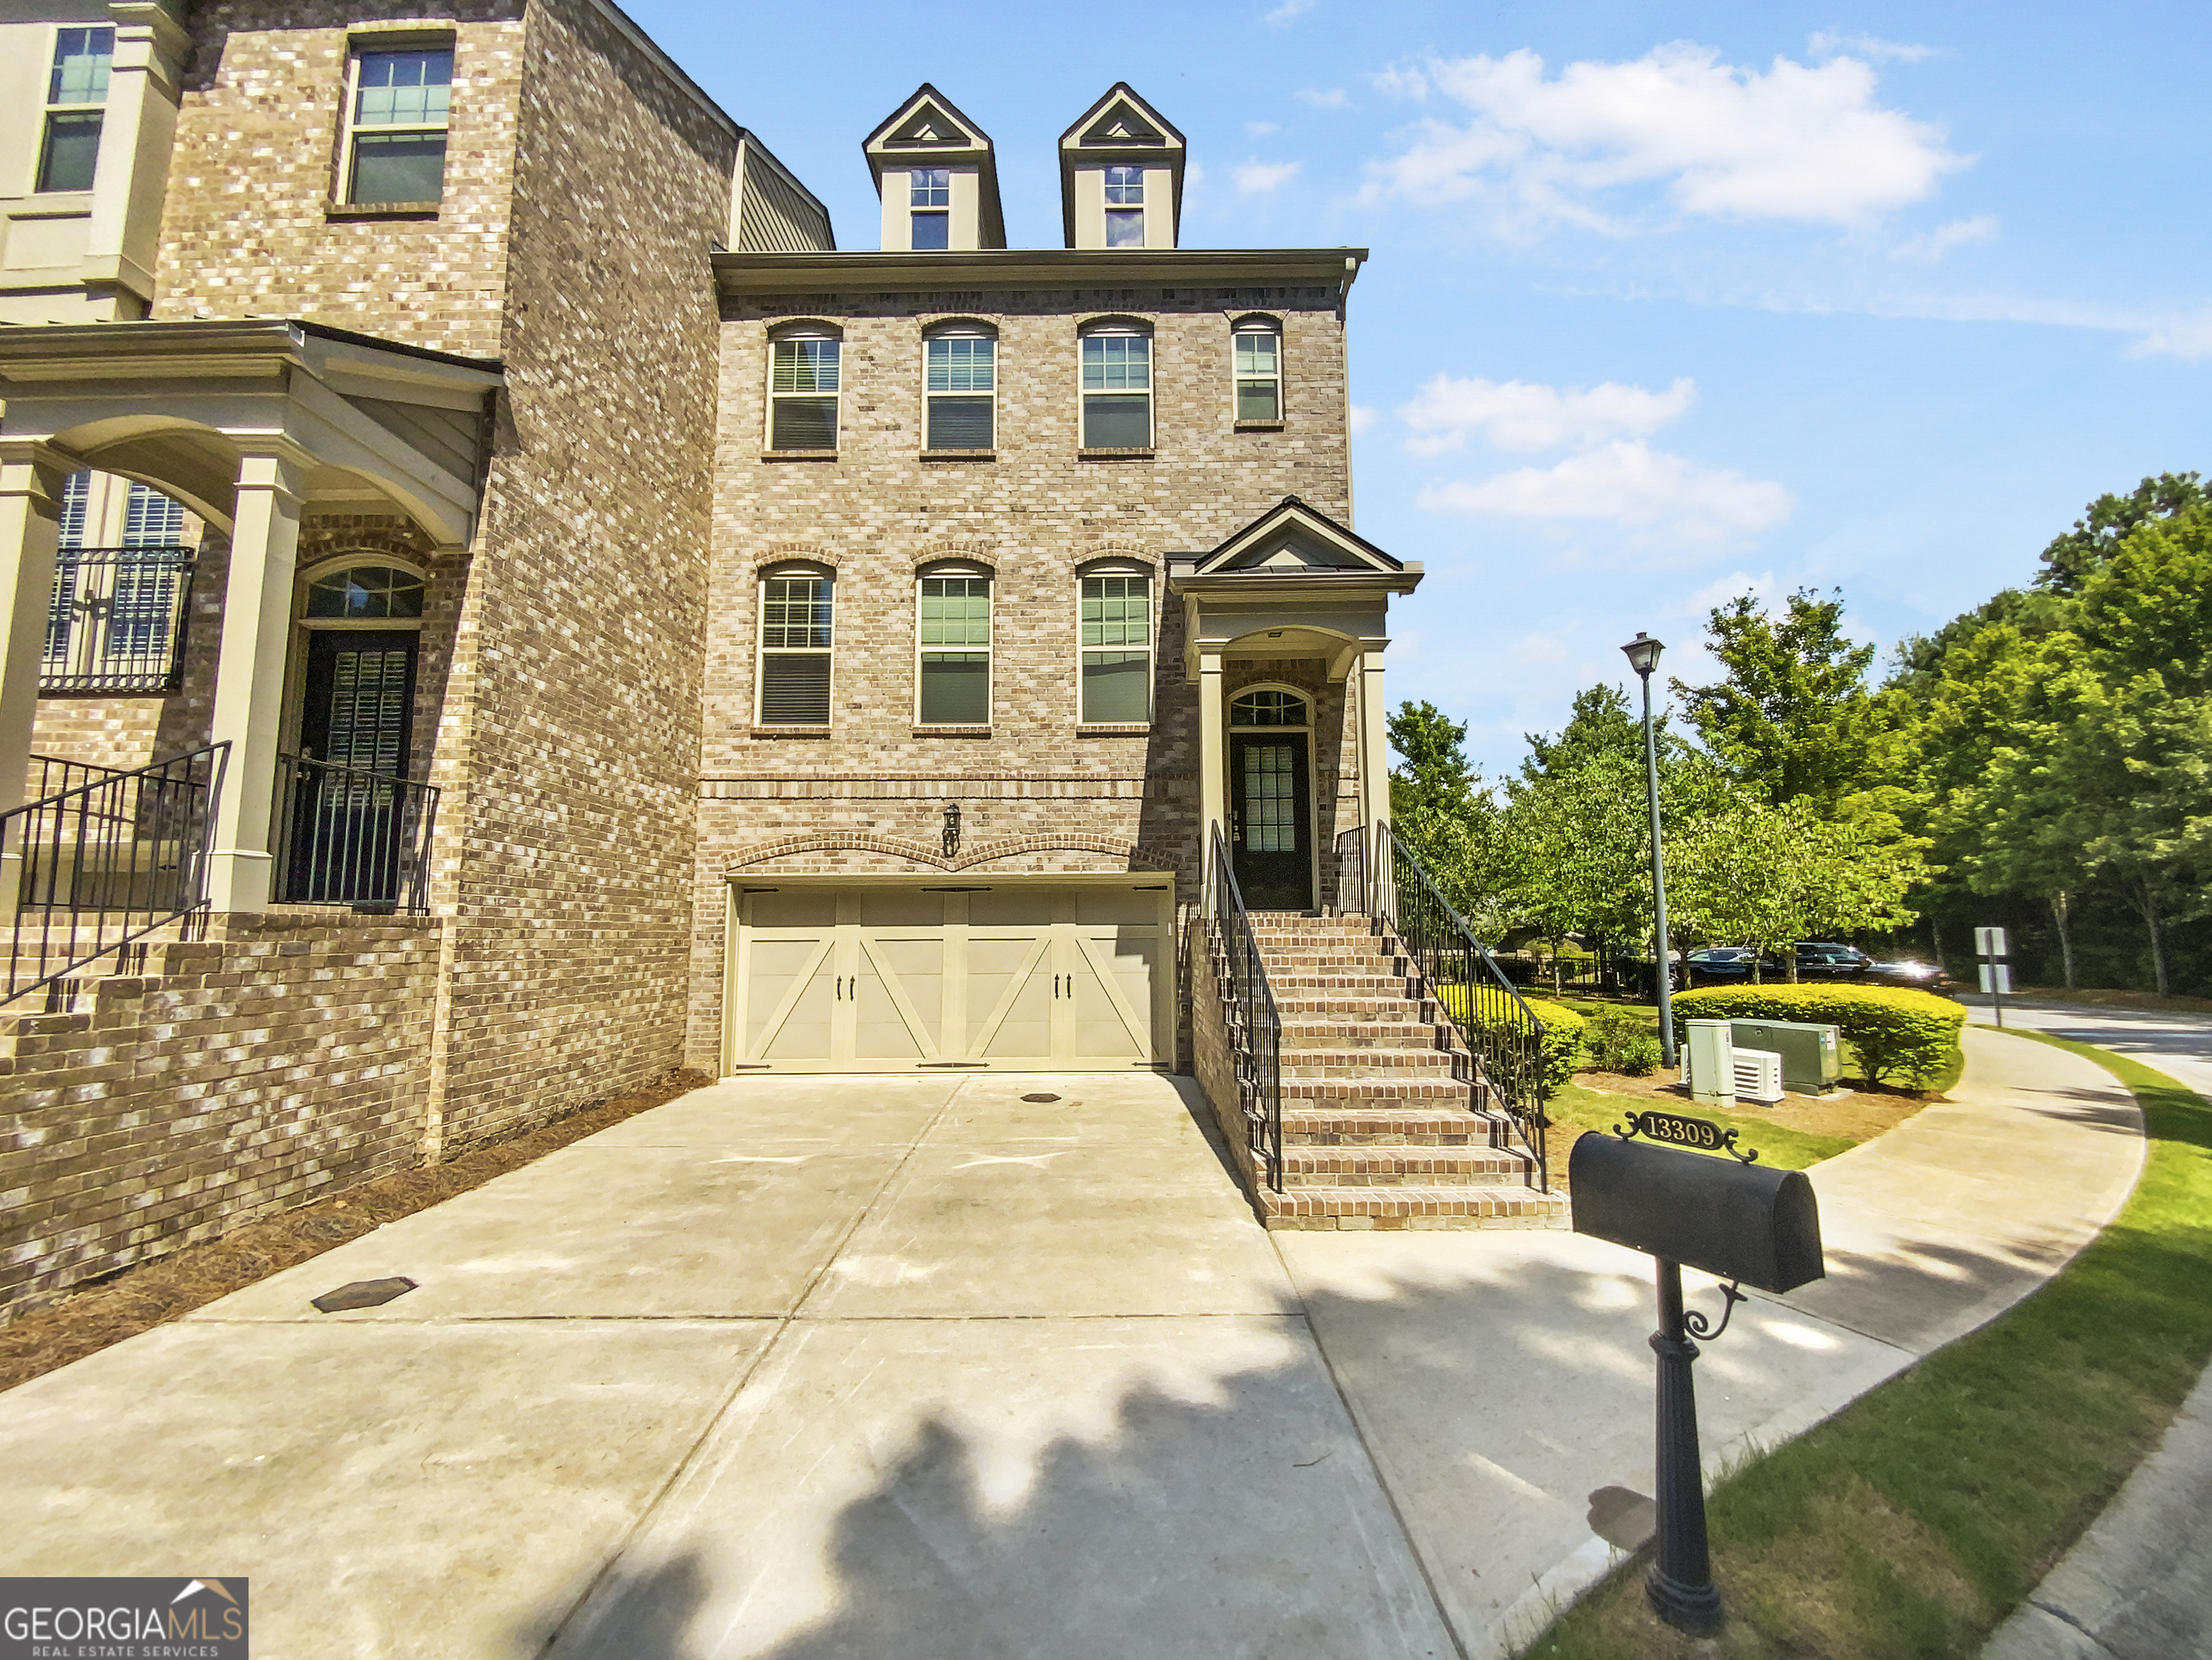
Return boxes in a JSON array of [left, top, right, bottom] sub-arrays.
[[726, 881, 1176, 1073]]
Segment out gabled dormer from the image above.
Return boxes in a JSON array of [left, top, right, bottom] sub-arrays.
[[1059, 84, 1185, 249], [863, 84, 1005, 251]]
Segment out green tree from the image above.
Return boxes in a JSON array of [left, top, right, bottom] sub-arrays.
[[1520, 684, 1649, 780], [2035, 470, 2206, 594], [1671, 587, 1897, 821], [1388, 700, 1475, 821]]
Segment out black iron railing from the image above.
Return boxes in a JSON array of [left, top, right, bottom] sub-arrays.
[[273, 754, 438, 914], [1342, 821, 1553, 1190], [1208, 824, 1283, 1191], [41, 544, 199, 695], [5, 744, 227, 1006]]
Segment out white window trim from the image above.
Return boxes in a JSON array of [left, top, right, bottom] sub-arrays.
[[755, 564, 835, 727], [337, 37, 455, 207], [1077, 321, 1154, 452], [296, 553, 430, 631], [1226, 681, 1322, 903], [914, 564, 992, 728], [1227, 683, 1312, 728], [1230, 316, 1284, 427], [35, 24, 110, 196], [920, 324, 997, 453], [1075, 564, 1154, 726], [764, 325, 843, 455]]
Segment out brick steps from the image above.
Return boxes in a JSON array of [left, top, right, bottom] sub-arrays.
[[1233, 911, 1565, 1231]]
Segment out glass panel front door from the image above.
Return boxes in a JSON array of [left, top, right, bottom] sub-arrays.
[[1231, 732, 1311, 909], [287, 630, 417, 904]]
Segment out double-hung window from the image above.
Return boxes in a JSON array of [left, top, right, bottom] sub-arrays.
[[1079, 574, 1151, 723], [910, 167, 950, 250], [1234, 323, 1282, 421], [1080, 326, 1151, 449], [924, 330, 994, 450], [768, 331, 840, 450], [1103, 165, 1144, 248], [343, 45, 452, 205], [917, 575, 990, 724], [36, 27, 111, 194], [757, 571, 833, 725]]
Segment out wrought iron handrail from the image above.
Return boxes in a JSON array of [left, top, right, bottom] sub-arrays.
[[273, 753, 439, 915], [1345, 820, 1553, 1190], [41, 543, 200, 695], [4, 743, 228, 1007], [1207, 824, 1283, 1191]]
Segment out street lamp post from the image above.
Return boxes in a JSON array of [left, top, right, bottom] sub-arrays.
[[1621, 633, 1677, 1069]]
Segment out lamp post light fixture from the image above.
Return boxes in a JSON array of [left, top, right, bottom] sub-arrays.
[[1620, 632, 1677, 1069]]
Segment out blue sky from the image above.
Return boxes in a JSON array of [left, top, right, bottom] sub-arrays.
[[628, 0, 2212, 777]]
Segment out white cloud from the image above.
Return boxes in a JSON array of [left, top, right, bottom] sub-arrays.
[[1374, 63, 1430, 102], [1265, 0, 1314, 24], [2128, 311, 2212, 361], [1367, 45, 1966, 228], [1809, 30, 1937, 63], [1348, 404, 1378, 435], [1417, 441, 1793, 546], [1234, 159, 1303, 195], [1297, 86, 1350, 107], [1244, 120, 1280, 136], [1399, 374, 1695, 454], [1892, 213, 1997, 262], [1674, 570, 1782, 617]]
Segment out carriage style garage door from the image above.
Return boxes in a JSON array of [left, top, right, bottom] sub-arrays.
[[725, 880, 1177, 1073]]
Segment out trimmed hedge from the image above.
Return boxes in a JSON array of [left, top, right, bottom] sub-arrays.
[[1673, 983, 1966, 1088], [1520, 996, 1586, 1091]]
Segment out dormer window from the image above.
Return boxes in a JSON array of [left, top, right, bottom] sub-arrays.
[[1103, 166, 1144, 247], [342, 44, 453, 205], [36, 26, 111, 193], [910, 167, 950, 251]]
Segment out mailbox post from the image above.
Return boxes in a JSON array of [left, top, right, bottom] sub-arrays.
[[1571, 1110, 1826, 1633]]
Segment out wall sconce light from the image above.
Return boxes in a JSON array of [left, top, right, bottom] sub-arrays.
[[942, 801, 962, 858]]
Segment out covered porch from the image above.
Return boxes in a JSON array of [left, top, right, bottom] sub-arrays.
[[0, 319, 500, 996]]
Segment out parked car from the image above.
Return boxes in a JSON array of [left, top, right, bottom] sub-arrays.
[[1795, 942, 1873, 979], [1685, 947, 1770, 982], [1865, 957, 1953, 990]]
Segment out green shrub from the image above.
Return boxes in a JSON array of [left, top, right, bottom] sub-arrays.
[[1584, 1006, 1663, 1076], [1518, 996, 1586, 1090], [1673, 983, 1965, 1088]]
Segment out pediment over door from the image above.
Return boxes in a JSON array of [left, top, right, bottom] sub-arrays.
[[1166, 496, 1422, 681]]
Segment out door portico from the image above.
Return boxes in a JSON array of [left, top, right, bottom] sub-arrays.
[[1167, 496, 1422, 910]]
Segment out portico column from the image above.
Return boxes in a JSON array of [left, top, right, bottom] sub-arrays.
[[206, 450, 307, 913], [1198, 651, 1225, 906], [1359, 646, 1391, 836], [0, 443, 67, 873]]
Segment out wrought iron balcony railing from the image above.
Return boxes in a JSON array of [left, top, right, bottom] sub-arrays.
[[41, 543, 199, 695], [273, 753, 439, 914]]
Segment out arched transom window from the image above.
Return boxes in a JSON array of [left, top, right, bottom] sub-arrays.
[[1230, 688, 1308, 726]]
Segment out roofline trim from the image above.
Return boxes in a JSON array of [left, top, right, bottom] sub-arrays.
[[715, 246, 1368, 295]]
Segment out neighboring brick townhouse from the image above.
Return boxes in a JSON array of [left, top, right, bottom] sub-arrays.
[[0, 5, 1553, 1314]]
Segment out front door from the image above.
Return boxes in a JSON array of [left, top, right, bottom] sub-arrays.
[[287, 630, 418, 903], [1231, 731, 1311, 909]]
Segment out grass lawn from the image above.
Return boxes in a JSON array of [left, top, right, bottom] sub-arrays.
[[1527, 1032, 2212, 1659], [1546, 1083, 1856, 1172]]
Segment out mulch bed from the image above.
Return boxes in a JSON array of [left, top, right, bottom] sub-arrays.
[[1570, 1065, 1938, 1139], [0, 1068, 710, 1395]]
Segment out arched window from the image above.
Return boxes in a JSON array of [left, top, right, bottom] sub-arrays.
[[923, 321, 996, 451], [1079, 319, 1152, 450], [304, 563, 426, 619], [757, 562, 834, 726], [1232, 317, 1282, 424], [1079, 563, 1151, 723], [1230, 687, 1308, 726], [917, 561, 991, 725], [767, 323, 842, 452]]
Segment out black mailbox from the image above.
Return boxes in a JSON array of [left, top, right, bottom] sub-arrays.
[[1570, 1132, 1824, 1294]]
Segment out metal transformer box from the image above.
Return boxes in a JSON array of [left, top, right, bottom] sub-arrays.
[[1726, 1019, 1841, 1093]]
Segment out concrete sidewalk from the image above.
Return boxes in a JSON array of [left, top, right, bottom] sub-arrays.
[[0, 1028, 2146, 1659]]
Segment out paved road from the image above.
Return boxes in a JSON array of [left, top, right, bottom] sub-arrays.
[[0, 1031, 2147, 1660], [1967, 996, 2212, 1660]]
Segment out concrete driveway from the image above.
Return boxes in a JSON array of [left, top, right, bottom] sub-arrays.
[[0, 1033, 2144, 1659]]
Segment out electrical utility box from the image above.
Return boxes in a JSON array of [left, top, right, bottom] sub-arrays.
[[1682, 1019, 1737, 1105], [1727, 1019, 1841, 1094]]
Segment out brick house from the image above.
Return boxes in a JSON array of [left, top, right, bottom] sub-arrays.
[[0, 8, 1552, 1313]]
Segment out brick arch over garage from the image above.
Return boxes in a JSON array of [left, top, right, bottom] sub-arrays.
[[721, 832, 1179, 875]]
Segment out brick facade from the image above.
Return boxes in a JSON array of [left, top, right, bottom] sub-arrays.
[[687, 285, 1362, 1066]]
